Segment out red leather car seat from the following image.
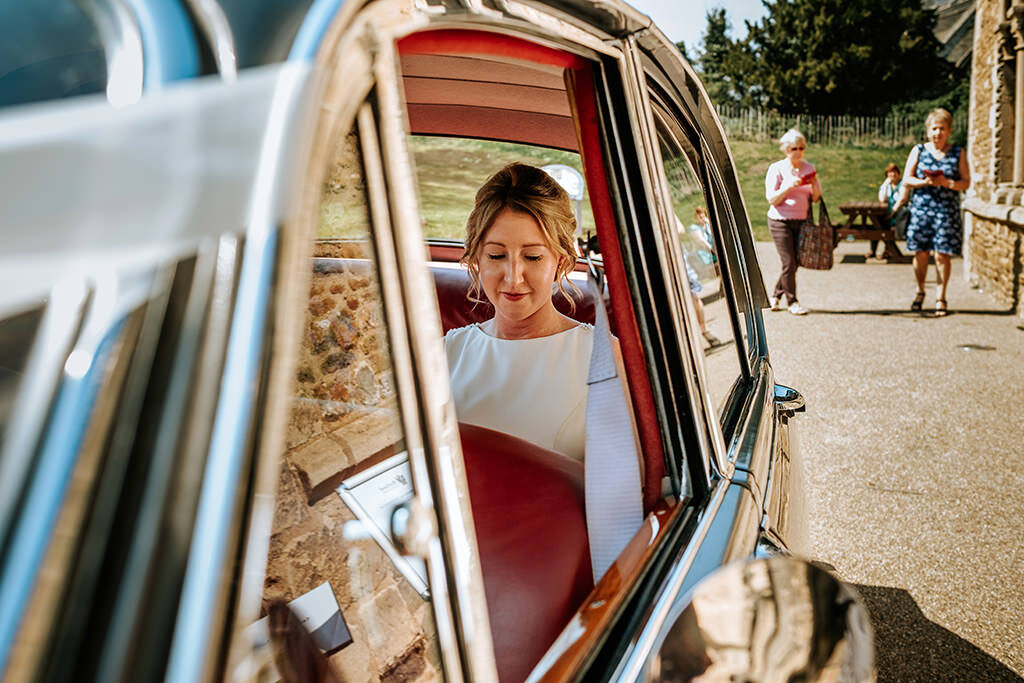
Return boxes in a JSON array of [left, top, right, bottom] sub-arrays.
[[459, 423, 594, 683]]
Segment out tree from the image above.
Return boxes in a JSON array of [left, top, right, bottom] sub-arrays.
[[674, 40, 690, 62], [694, 9, 764, 108], [741, 0, 948, 115]]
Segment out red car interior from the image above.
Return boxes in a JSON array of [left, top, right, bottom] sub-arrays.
[[459, 423, 593, 683], [390, 28, 673, 679]]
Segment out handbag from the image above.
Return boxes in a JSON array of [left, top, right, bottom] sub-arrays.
[[796, 199, 835, 270]]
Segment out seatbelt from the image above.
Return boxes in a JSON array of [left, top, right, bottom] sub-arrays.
[[584, 261, 643, 582]]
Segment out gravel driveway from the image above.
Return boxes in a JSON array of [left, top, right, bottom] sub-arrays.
[[755, 240, 1024, 681]]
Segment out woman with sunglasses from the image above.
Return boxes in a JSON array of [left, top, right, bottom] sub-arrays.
[[764, 128, 822, 315]]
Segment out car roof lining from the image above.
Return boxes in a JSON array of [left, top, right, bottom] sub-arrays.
[[399, 36, 580, 152]]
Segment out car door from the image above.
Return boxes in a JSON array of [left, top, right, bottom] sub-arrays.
[[213, 9, 501, 682]]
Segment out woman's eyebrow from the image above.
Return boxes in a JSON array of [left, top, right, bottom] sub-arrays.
[[483, 241, 548, 248]]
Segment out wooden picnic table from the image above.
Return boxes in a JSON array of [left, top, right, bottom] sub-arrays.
[[835, 200, 911, 263]]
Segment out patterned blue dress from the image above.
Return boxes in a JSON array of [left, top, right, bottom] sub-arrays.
[[906, 143, 963, 255]]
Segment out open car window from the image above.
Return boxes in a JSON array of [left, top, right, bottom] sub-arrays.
[[393, 26, 696, 681], [650, 105, 747, 424], [411, 136, 595, 240], [255, 105, 447, 680]]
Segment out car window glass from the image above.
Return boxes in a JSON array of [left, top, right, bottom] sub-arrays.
[[260, 122, 444, 680], [703, 158, 756, 365], [653, 123, 743, 420]]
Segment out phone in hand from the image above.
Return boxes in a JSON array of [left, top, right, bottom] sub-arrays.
[[799, 170, 817, 185], [922, 169, 945, 180]]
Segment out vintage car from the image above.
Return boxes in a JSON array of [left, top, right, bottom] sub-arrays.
[[0, 0, 871, 681]]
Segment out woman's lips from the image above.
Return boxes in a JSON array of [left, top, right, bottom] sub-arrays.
[[501, 292, 527, 301]]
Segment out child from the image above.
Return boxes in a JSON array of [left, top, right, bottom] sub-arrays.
[[874, 163, 909, 258]]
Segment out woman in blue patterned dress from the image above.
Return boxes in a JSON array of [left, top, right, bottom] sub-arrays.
[[902, 108, 971, 316]]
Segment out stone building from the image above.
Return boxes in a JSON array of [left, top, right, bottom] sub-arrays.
[[964, 0, 1024, 316]]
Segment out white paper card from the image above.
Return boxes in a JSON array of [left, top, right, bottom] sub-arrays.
[[336, 452, 430, 597]]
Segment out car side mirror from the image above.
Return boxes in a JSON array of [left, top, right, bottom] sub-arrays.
[[645, 557, 874, 682]]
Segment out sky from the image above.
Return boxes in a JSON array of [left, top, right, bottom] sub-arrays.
[[624, 0, 768, 57]]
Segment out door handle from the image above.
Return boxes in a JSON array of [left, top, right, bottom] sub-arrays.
[[773, 383, 805, 417]]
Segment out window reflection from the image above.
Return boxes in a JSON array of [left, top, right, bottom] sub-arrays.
[[656, 123, 743, 420], [262, 124, 443, 680]]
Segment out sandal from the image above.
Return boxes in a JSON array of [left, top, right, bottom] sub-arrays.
[[911, 291, 925, 312], [935, 299, 948, 317]]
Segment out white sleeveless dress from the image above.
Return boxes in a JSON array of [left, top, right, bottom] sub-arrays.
[[444, 322, 594, 462]]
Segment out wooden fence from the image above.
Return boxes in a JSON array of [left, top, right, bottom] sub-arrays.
[[715, 105, 968, 148]]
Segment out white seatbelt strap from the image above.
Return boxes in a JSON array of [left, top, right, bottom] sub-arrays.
[[584, 272, 644, 581]]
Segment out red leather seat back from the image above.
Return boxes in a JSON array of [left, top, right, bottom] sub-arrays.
[[433, 265, 598, 333], [459, 423, 594, 683]]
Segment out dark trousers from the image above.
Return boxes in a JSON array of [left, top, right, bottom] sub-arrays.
[[769, 218, 803, 304]]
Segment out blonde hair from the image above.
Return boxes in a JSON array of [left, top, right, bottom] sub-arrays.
[[925, 107, 953, 129], [462, 163, 580, 308], [779, 128, 807, 153]]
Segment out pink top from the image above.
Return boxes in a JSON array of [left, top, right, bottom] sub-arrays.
[[765, 159, 816, 220]]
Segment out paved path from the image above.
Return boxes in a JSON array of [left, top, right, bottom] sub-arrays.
[[755, 240, 1024, 681]]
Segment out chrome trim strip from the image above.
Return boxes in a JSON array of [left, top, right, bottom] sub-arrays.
[[611, 480, 730, 681], [618, 35, 715, 493], [357, 100, 465, 681], [184, 0, 239, 81], [164, 62, 315, 683], [94, 248, 220, 682], [0, 267, 155, 674], [75, 0, 145, 106], [288, 0, 347, 62], [369, 20, 499, 681], [0, 279, 88, 545]]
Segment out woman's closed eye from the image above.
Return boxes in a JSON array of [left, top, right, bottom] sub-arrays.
[[486, 252, 506, 260]]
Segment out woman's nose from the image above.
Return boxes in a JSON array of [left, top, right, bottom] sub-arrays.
[[506, 256, 526, 285]]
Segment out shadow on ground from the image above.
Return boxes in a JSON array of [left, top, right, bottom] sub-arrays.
[[804, 308, 1018, 317], [853, 583, 1023, 681]]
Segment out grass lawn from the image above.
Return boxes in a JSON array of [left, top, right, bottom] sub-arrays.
[[729, 140, 909, 241], [405, 135, 914, 243], [409, 136, 595, 240]]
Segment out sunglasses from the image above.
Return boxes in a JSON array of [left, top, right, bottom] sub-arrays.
[[789, 146, 805, 151]]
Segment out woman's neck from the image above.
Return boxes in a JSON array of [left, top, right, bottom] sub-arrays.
[[488, 305, 575, 340]]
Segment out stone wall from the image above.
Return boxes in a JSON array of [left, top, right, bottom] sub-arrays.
[[968, 0, 1000, 198], [965, 205, 1024, 311], [965, 0, 1024, 316], [262, 260, 442, 681]]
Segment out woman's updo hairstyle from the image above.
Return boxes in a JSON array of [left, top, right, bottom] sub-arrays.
[[462, 162, 581, 307]]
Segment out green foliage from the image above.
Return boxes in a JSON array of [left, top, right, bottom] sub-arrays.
[[697, 0, 950, 116], [694, 9, 764, 108], [886, 78, 971, 145]]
